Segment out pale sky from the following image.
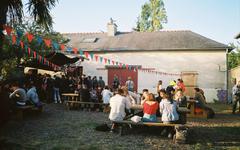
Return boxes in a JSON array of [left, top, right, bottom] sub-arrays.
[[47, 0, 240, 45]]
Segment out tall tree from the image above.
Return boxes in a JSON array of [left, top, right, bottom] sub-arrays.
[[134, 0, 167, 32]]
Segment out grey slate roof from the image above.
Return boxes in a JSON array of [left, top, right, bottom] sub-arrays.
[[62, 30, 230, 52]]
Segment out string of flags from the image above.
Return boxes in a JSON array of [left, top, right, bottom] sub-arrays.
[[2, 25, 180, 76]]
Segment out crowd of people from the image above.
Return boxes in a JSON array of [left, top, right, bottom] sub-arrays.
[[107, 78, 215, 138]]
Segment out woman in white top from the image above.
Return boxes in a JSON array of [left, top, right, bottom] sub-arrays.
[[159, 89, 179, 123], [159, 89, 179, 138]]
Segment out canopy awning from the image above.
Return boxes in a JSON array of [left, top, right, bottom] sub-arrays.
[[45, 52, 81, 66]]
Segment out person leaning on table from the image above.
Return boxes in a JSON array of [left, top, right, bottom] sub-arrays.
[[109, 88, 131, 132]]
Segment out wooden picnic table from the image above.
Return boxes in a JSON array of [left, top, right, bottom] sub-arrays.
[[187, 100, 208, 118], [62, 93, 79, 101]]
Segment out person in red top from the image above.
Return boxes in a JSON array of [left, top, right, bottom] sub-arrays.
[[177, 79, 186, 92], [142, 93, 159, 122]]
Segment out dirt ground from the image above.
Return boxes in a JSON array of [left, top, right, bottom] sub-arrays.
[[0, 103, 240, 150]]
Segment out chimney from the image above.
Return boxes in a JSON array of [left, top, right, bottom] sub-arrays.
[[107, 18, 117, 36]]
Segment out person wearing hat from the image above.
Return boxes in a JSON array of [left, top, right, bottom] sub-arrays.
[[125, 76, 134, 92]]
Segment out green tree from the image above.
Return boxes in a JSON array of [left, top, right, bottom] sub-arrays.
[[134, 0, 167, 32], [0, 0, 58, 59], [0, 21, 68, 80], [228, 43, 240, 69], [0, 0, 58, 80]]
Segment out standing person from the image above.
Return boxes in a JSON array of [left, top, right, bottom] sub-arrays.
[[112, 75, 120, 91], [232, 81, 240, 114], [109, 88, 131, 132], [125, 76, 134, 92], [101, 86, 113, 104], [87, 76, 93, 90], [159, 89, 179, 138], [98, 76, 105, 89], [92, 76, 98, 89], [156, 80, 163, 94], [53, 76, 61, 103], [142, 93, 159, 122]]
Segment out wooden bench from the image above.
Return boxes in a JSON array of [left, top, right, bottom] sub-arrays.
[[187, 100, 208, 118], [15, 103, 45, 120], [112, 119, 189, 144], [66, 101, 108, 112]]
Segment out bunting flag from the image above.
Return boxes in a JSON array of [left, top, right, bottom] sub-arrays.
[[100, 57, 103, 63], [20, 41, 24, 49], [79, 49, 84, 56], [28, 47, 31, 56], [3, 25, 180, 75], [33, 51, 36, 58], [119, 63, 122, 67], [12, 35, 16, 45], [73, 47, 78, 54], [60, 44, 65, 51], [26, 33, 34, 43], [95, 55, 99, 61], [16, 30, 23, 38], [104, 58, 107, 64], [44, 39, 51, 47], [52, 41, 60, 50], [3, 25, 12, 35], [84, 51, 89, 58], [36, 36, 43, 45], [90, 53, 94, 60]]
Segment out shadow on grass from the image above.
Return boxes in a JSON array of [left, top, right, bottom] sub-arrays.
[[188, 126, 240, 147]]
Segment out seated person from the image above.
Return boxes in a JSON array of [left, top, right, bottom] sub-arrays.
[[90, 89, 98, 102], [26, 82, 42, 107], [109, 88, 131, 132], [140, 89, 149, 105], [166, 80, 177, 99], [159, 89, 179, 138], [121, 86, 139, 105], [194, 88, 215, 118], [9, 82, 27, 106], [174, 90, 187, 107], [142, 93, 159, 122], [174, 90, 187, 124]]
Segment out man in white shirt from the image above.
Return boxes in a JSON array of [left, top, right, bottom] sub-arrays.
[[109, 88, 131, 132]]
